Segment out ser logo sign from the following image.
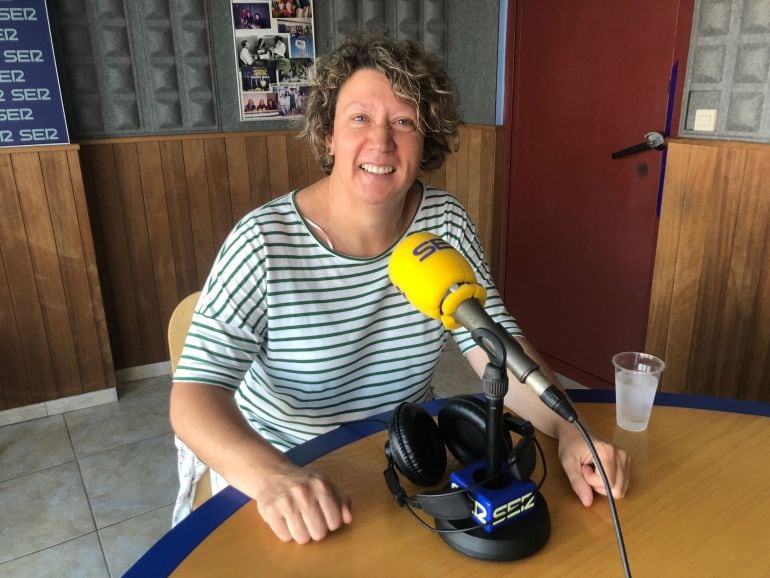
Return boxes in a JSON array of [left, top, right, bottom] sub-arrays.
[[472, 491, 536, 527], [412, 237, 452, 262], [0, 7, 39, 21]]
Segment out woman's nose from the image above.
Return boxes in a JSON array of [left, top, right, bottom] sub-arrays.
[[367, 122, 396, 149]]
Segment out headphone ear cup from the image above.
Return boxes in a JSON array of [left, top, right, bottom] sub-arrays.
[[388, 402, 447, 486], [438, 395, 512, 465], [509, 436, 537, 481]]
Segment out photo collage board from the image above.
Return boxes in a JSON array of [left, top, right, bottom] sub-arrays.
[[231, 1, 315, 121]]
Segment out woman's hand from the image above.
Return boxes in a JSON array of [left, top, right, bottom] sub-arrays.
[[171, 382, 352, 543], [557, 427, 631, 507], [252, 462, 353, 544]]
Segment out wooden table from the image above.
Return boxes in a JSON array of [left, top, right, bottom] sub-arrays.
[[128, 391, 770, 577]]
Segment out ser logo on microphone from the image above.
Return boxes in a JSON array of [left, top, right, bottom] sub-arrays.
[[413, 237, 452, 262]]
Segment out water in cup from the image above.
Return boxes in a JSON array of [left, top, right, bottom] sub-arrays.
[[612, 352, 665, 432], [615, 372, 659, 431]]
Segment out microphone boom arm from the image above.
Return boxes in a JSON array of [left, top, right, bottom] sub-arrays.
[[452, 299, 578, 423]]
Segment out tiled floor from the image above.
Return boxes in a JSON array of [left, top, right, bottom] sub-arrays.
[[0, 343, 481, 577], [0, 376, 177, 577]]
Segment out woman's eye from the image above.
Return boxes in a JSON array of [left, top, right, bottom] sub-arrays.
[[392, 118, 417, 132], [352, 114, 368, 123]]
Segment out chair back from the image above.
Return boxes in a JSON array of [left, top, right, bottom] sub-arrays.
[[168, 291, 201, 372]]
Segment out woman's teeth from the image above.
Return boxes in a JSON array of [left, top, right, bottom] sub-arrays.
[[360, 164, 395, 174]]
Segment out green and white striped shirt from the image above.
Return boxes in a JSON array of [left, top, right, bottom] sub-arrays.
[[174, 183, 521, 451]]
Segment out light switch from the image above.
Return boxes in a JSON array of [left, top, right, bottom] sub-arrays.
[[693, 109, 717, 131]]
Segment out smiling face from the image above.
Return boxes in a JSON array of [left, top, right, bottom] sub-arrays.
[[325, 68, 425, 208]]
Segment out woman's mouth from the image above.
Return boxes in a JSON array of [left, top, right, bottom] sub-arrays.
[[359, 163, 395, 175]]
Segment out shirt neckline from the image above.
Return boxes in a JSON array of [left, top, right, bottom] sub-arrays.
[[290, 181, 426, 262]]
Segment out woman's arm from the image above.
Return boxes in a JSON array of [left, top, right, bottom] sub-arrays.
[[170, 381, 352, 542]]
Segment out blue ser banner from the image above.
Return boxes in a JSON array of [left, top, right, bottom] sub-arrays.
[[0, 0, 70, 147]]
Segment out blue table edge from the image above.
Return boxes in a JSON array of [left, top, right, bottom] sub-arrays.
[[125, 391, 769, 577]]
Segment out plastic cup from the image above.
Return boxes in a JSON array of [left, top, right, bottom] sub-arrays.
[[612, 352, 665, 432]]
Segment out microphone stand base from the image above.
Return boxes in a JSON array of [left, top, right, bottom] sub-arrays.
[[435, 492, 550, 562]]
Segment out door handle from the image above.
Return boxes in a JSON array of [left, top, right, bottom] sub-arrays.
[[611, 132, 666, 159]]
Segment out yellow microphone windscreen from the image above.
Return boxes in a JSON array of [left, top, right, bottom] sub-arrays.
[[388, 232, 486, 329]]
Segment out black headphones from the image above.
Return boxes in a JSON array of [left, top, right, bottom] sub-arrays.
[[383, 395, 537, 522]]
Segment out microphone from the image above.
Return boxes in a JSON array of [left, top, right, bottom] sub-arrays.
[[389, 232, 577, 423]]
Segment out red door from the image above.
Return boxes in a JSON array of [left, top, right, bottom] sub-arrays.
[[502, 1, 694, 388]]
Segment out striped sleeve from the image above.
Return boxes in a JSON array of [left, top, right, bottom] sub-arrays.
[[173, 204, 273, 389]]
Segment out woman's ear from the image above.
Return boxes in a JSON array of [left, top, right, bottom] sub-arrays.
[[324, 134, 334, 156]]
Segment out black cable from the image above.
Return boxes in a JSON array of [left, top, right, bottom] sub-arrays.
[[403, 503, 487, 534], [506, 436, 547, 491], [532, 437, 547, 491], [573, 419, 631, 578]]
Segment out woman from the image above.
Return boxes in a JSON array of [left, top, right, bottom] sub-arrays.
[[170, 32, 630, 544]]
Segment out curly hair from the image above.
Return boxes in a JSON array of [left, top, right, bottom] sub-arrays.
[[299, 31, 461, 175]]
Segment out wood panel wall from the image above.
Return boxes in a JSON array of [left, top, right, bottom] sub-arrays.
[[79, 125, 504, 370], [646, 139, 770, 402], [0, 145, 115, 409], [4, 134, 765, 405]]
